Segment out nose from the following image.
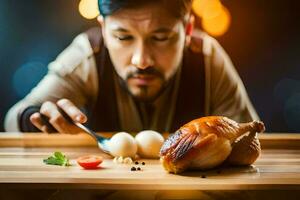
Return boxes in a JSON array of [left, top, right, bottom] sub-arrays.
[[131, 42, 154, 70]]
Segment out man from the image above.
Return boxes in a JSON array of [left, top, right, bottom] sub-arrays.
[[4, 0, 258, 133]]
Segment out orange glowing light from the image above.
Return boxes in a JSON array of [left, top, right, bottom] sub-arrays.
[[192, 0, 222, 19], [202, 6, 231, 37], [78, 0, 99, 19]]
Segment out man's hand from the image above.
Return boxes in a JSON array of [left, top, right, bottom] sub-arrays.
[[29, 99, 87, 134]]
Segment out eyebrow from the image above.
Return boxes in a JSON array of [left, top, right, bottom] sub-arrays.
[[111, 27, 129, 33]]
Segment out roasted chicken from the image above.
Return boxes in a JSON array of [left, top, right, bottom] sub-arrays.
[[160, 116, 265, 174]]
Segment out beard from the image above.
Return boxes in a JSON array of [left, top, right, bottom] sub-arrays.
[[130, 83, 164, 102], [118, 66, 168, 102]]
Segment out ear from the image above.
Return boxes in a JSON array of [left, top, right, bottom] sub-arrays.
[[97, 16, 107, 45], [185, 15, 194, 36], [185, 15, 195, 46], [97, 15, 104, 26]]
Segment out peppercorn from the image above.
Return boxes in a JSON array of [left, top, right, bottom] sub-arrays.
[[135, 161, 139, 165], [142, 162, 145, 165], [131, 167, 136, 171], [137, 167, 141, 171]]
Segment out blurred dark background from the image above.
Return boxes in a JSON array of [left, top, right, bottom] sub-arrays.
[[0, 0, 299, 132]]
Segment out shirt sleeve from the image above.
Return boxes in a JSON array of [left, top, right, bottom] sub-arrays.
[[202, 34, 259, 122], [4, 33, 99, 132]]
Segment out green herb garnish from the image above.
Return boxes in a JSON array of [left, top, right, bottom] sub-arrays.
[[43, 151, 71, 166]]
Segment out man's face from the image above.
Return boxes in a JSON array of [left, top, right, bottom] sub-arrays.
[[101, 3, 186, 101]]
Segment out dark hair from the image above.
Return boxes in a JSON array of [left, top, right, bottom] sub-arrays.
[[98, 0, 192, 19]]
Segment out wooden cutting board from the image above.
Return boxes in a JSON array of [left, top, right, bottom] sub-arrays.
[[1, 133, 300, 149], [0, 133, 300, 190]]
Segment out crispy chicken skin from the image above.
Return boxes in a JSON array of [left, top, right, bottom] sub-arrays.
[[160, 116, 265, 174]]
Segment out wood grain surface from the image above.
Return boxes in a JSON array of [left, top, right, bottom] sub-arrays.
[[0, 133, 299, 190], [1, 133, 299, 149]]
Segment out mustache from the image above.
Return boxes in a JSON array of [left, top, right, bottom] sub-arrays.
[[125, 66, 164, 79]]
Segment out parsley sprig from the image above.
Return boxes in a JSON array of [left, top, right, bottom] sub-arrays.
[[43, 151, 71, 166]]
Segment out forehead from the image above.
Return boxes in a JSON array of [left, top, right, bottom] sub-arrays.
[[104, 3, 183, 32]]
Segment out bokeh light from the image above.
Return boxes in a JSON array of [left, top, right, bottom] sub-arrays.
[[274, 78, 300, 132], [13, 61, 47, 98], [201, 6, 231, 37], [192, 0, 222, 19], [274, 78, 300, 104], [78, 0, 99, 19], [192, 0, 231, 36], [284, 93, 300, 132]]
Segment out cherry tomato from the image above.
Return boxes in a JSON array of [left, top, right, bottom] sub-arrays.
[[77, 155, 103, 169]]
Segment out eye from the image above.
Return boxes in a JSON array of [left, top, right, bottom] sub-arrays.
[[152, 36, 169, 42], [115, 35, 133, 41]]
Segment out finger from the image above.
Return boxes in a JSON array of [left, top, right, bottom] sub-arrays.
[[40, 101, 70, 133], [30, 112, 52, 133], [56, 99, 87, 123]]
